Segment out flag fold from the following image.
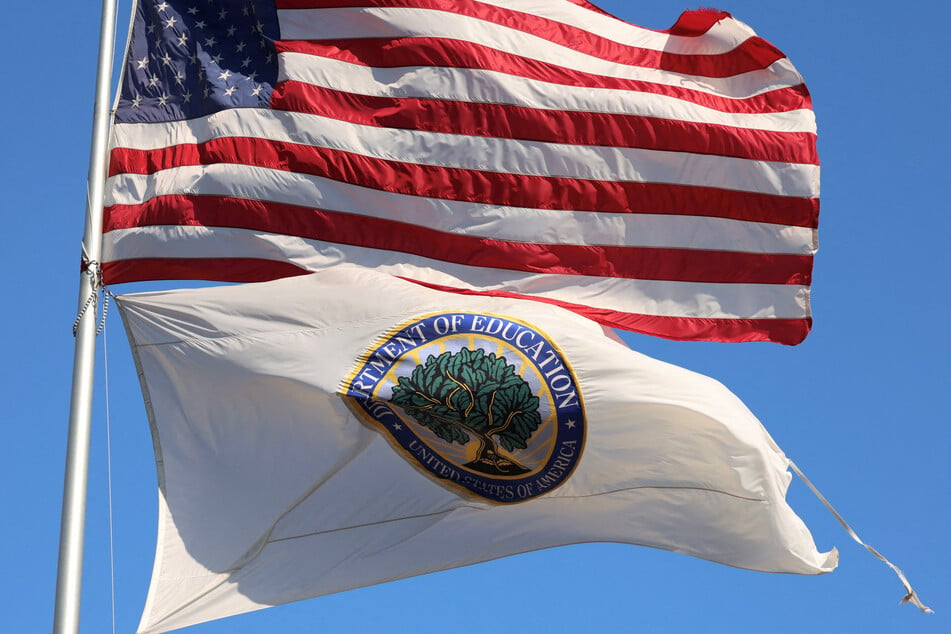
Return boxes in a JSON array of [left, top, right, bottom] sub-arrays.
[[118, 266, 835, 633]]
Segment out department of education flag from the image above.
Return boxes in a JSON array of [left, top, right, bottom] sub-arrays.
[[117, 266, 835, 633], [105, 0, 820, 345]]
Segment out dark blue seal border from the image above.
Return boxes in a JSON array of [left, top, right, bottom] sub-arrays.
[[344, 312, 585, 504]]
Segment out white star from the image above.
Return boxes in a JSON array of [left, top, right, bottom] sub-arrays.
[[147, 74, 160, 87], [183, 90, 192, 102], [265, 52, 273, 63], [163, 16, 177, 29], [242, 5, 249, 16], [158, 93, 170, 106], [218, 69, 232, 81], [240, 56, 252, 68], [188, 52, 198, 64], [211, 53, 223, 64], [203, 85, 211, 98], [204, 36, 217, 47], [194, 19, 206, 29], [146, 23, 156, 34], [224, 85, 237, 96], [156, 1, 168, 11], [135, 56, 148, 69], [177, 33, 188, 47], [160, 52, 172, 66], [227, 25, 237, 37], [566, 419, 576, 429], [255, 21, 264, 33], [187, 7, 199, 15], [392, 423, 402, 431], [130, 94, 142, 108], [235, 41, 246, 52], [246, 71, 258, 82], [251, 84, 263, 96], [173, 70, 185, 84], [218, 8, 228, 19]]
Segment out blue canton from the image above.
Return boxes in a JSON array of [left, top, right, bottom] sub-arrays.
[[115, 0, 279, 123]]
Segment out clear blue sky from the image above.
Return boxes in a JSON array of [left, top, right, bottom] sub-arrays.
[[4, 1, 948, 632]]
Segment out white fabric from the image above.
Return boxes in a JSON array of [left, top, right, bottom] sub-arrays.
[[278, 54, 816, 133], [468, 0, 757, 54], [106, 165, 815, 254], [277, 7, 805, 98], [118, 266, 835, 633], [104, 229, 812, 320], [108, 109, 817, 198]]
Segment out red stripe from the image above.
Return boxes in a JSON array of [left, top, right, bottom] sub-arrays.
[[554, 4, 730, 38], [109, 139, 819, 227], [404, 278, 811, 345], [104, 195, 812, 285], [270, 81, 817, 165], [101, 258, 809, 344], [279, 1, 729, 40], [275, 0, 783, 78], [665, 9, 732, 36], [101, 258, 310, 285], [277, 38, 811, 115]]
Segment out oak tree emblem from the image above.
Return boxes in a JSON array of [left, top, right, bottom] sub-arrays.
[[390, 348, 542, 475]]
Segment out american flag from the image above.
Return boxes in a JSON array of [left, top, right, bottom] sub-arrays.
[[104, 0, 819, 344]]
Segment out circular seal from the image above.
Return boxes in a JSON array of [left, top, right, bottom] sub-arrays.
[[343, 312, 585, 503]]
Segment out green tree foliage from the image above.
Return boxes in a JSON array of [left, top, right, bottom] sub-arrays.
[[389, 348, 542, 475]]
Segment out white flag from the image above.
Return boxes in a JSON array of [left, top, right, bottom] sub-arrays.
[[117, 266, 836, 633]]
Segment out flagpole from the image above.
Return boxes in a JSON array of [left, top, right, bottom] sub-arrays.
[[53, 0, 120, 630]]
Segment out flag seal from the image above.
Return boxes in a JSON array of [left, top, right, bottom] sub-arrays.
[[344, 312, 585, 503]]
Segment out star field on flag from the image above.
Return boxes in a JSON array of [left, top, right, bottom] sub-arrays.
[[116, 1, 278, 123]]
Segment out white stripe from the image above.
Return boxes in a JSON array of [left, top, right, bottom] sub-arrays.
[[111, 111, 819, 197], [102, 226, 810, 319], [472, 0, 758, 55], [106, 165, 816, 255], [277, 7, 804, 100], [279, 54, 816, 134]]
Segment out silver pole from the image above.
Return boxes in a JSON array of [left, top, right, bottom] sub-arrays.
[[53, 0, 120, 630]]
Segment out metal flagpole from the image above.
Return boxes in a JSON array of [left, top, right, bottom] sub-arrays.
[[53, 0, 120, 630]]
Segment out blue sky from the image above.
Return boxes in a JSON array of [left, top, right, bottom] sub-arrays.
[[4, 0, 948, 632]]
